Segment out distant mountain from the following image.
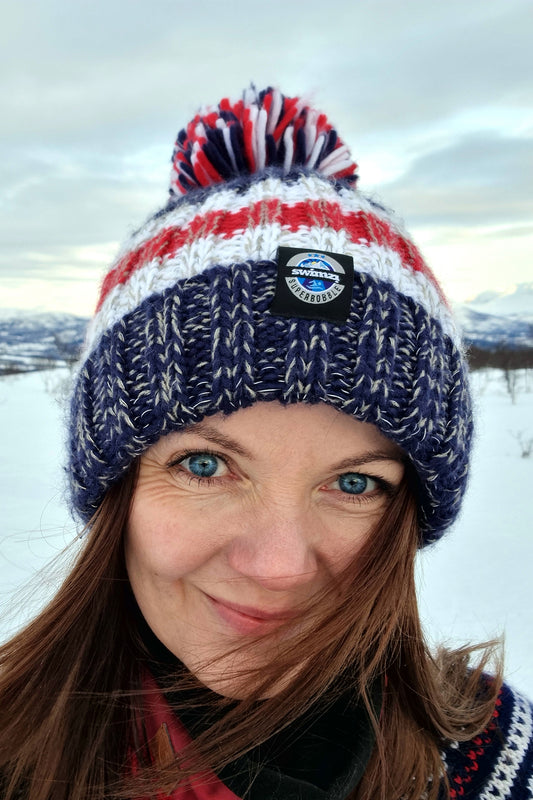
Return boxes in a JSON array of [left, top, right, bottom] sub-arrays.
[[0, 310, 88, 375], [455, 283, 533, 350], [466, 282, 533, 321], [455, 306, 533, 350], [1, 287, 532, 375]]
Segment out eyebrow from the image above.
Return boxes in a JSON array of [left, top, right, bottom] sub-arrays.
[[328, 452, 407, 473], [183, 423, 405, 472], [183, 423, 255, 459]]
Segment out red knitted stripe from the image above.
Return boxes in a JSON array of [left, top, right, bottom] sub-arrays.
[[96, 200, 437, 311]]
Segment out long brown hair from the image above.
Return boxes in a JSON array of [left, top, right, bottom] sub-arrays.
[[0, 463, 501, 800]]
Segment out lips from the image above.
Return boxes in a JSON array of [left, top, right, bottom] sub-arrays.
[[205, 594, 297, 635]]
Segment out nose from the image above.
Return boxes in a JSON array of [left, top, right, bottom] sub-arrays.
[[225, 503, 320, 592]]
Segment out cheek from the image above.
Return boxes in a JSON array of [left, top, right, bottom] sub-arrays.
[[323, 540, 366, 577], [125, 496, 222, 584], [319, 517, 375, 576]]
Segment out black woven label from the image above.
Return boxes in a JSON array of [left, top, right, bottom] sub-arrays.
[[269, 246, 354, 323]]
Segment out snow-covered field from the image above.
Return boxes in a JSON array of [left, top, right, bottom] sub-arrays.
[[1, 368, 532, 695]]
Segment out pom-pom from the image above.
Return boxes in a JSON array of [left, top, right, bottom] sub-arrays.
[[169, 86, 358, 197]]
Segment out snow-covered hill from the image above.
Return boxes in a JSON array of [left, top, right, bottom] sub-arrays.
[[455, 306, 533, 350], [455, 282, 533, 351], [467, 282, 533, 320], [0, 310, 88, 374]]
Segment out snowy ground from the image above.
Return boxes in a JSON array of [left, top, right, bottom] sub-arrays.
[[1, 368, 532, 695]]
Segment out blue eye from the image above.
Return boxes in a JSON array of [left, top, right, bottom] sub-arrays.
[[337, 472, 376, 495], [180, 453, 225, 479]]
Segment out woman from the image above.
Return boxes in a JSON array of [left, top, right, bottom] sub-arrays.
[[0, 86, 531, 800]]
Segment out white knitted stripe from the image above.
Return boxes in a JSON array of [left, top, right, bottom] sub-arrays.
[[111, 174, 415, 262], [84, 230, 459, 358], [479, 691, 533, 800]]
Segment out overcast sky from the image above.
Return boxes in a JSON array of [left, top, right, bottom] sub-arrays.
[[1, 0, 532, 315]]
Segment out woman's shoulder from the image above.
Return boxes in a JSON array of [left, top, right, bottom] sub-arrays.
[[442, 682, 533, 799]]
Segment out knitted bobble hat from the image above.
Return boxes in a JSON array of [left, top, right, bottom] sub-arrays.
[[69, 85, 472, 545]]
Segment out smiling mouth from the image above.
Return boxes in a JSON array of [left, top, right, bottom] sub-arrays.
[[205, 594, 297, 634]]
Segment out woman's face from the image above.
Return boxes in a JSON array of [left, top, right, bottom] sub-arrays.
[[126, 402, 405, 692]]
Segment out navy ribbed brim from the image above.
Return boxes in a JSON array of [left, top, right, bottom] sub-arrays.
[[69, 261, 472, 545]]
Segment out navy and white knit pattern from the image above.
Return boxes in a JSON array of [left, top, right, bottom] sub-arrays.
[[68, 87, 473, 544], [442, 684, 533, 799]]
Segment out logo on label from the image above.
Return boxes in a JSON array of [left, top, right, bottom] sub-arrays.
[[269, 246, 354, 324], [285, 252, 346, 305]]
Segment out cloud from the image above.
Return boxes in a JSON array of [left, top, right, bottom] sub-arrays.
[[481, 224, 533, 239], [0, 145, 166, 262], [0, 0, 532, 311], [316, 2, 532, 133], [372, 131, 533, 227], [2, 0, 532, 147]]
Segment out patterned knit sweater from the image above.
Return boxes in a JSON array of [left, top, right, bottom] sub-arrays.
[[440, 682, 533, 799]]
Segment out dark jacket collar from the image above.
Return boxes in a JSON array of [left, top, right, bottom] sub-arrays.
[[139, 613, 378, 800]]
